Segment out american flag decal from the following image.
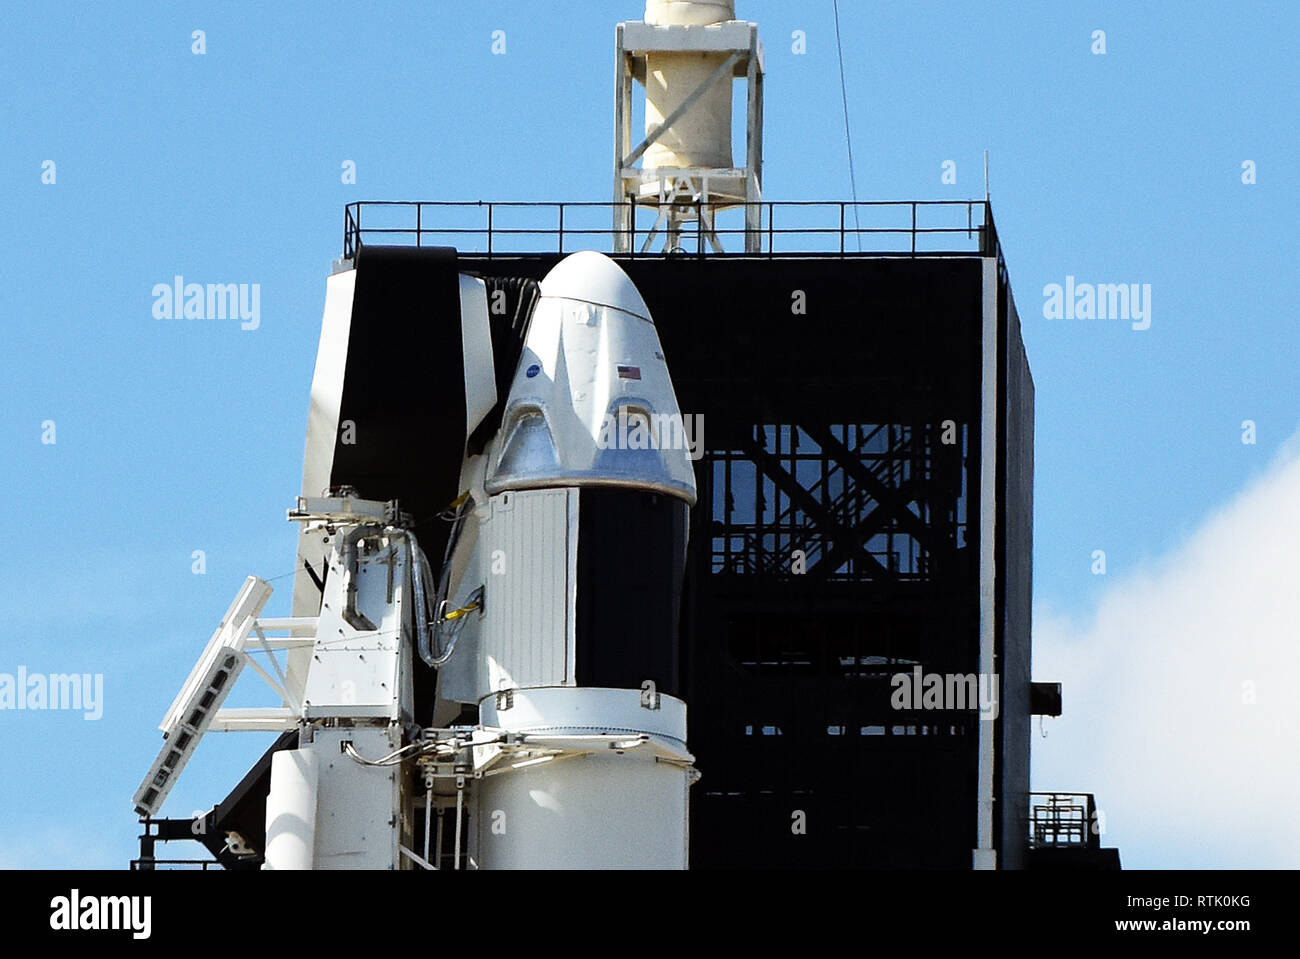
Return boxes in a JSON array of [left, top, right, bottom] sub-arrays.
[[616, 365, 642, 380]]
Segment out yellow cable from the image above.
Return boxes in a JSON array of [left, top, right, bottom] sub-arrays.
[[442, 601, 481, 621]]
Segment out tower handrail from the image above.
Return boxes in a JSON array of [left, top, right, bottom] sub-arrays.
[[341, 200, 1003, 266]]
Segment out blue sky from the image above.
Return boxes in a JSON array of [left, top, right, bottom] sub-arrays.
[[1, 1, 1296, 868]]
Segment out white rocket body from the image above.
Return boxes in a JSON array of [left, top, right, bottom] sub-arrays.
[[252, 252, 698, 870], [475, 688, 691, 870]]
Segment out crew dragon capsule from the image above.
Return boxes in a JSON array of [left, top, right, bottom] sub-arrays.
[[430, 251, 701, 869]]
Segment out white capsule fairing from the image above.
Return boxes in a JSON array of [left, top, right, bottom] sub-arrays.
[[485, 251, 697, 504]]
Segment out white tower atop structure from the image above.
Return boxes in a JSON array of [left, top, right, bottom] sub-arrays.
[[614, 0, 764, 253]]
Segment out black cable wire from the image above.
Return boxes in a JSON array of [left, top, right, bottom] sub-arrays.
[[832, 0, 863, 251]]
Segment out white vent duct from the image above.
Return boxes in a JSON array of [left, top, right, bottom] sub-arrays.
[[614, 0, 764, 252], [641, 0, 736, 172]]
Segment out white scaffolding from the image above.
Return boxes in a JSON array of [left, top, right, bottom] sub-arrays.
[[613, 18, 764, 253]]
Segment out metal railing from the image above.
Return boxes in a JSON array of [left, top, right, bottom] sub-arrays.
[[342, 200, 1003, 261], [1028, 792, 1100, 850], [130, 858, 222, 870]]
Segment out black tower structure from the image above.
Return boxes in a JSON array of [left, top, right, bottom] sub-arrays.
[[329, 199, 1119, 870]]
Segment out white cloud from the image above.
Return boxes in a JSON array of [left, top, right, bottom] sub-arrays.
[[1032, 436, 1300, 868]]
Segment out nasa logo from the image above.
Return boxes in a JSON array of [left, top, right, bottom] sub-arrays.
[[525, 364, 540, 378]]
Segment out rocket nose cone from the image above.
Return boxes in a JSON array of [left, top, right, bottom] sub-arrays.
[[539, 251, 652, 322]]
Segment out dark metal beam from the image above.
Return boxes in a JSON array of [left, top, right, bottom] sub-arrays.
[[736, 436, 894, 580]]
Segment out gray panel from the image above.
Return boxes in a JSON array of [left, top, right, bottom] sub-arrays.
[[480, 488, 573, 694], [997, 279, 1035, 871]]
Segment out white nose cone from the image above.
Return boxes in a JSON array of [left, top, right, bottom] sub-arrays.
[[538, 250, 652, 322], [485, 252, 697, 504]]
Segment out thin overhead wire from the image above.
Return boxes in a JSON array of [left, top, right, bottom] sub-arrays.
[[832, 0, 862, 251]]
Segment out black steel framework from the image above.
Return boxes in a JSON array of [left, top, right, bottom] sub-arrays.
[[1025, 792, 1120, 868], [710, 422, 967, 581], [408, 250, 999, 867], [133, 817, 248, 871], [1029, 792, 1099, 849]]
